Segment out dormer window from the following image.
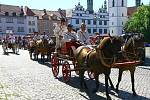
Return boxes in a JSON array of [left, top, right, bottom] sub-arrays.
[[122, 0, 124, 7], [112, 0, 115, 7], [12, 12, 16, 16], [20, 12, 24, 16], [5, 12, 9, 16]]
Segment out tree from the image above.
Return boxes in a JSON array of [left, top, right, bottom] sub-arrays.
[[124, 5, 150, 43]]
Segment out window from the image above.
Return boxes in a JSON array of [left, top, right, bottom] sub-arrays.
[[99, 20, 102, 25], [12, 12, 16, 16], [29, 28, 32, 33], [17, 18, 24, 24], [122, 0, 124, 7], [93, 20, 96, 25], [99, 29, 102, 34], [5, 12, 9, 16], [32, 21, 35, 25], [112, 0, 115, 7], [104, 21, 107, 25], [112, 13, 114, 17], [28, 21, 32, 25], [6, 18, 13, 23], [0, 18, 1, 23], [104, 29, 107, 34], [18, 27, 24, 32], [112, 30, 113, 33], [88, 20, 91, 24], [93, 29, 97, 33], [122, 22, 124, 25], [82, 19, 85, 23], [0, 27, 2, 32], [112, 22, 114, 25], [6, 27, 13, 30], [32, 28, 35, 32], [122, 13, 124, 16], [88, 29, 91, 33], [76, 19, 79, 24]]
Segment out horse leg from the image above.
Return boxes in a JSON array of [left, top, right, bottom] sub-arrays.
[[108, 76, 115, 90], [116, 69, 123, 93], [93, 73, 99, 93], [79, 70, 87, 91], [105, 73, 111, 100], [130, 67, 137, 96]]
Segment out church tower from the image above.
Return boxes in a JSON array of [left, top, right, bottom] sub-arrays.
[[87, 0, 93, 14], [108, 0, 128, 36], [136, 0, 141, 7]]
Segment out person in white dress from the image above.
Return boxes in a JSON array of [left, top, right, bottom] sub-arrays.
[[9, 33, 16, 44], [53, 18, 67, 52]]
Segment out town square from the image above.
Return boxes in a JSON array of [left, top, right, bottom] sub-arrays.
[[0, 0, 150, 100]]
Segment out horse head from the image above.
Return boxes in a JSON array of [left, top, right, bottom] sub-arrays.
[[96, 36, 123, 67]]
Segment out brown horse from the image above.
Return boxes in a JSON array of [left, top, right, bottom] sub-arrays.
[[114, 33, 144, 96], [74, 37, 122, 99], [34, 39, 55, 62]]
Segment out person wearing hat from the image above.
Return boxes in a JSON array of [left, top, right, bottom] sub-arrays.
[[9, 33, 16, 44], [63, 24, 77, 42], [40, 32, 49, 40], [77, 23, 90, 45], [53, 18, 67, 52]]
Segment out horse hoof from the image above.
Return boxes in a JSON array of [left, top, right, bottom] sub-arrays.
[[107, 95, 112, 100], [115, 88, 119, 93], [133, 92, 137, 96], [111, 86, 115, 90], [92, 89, 97, 93]]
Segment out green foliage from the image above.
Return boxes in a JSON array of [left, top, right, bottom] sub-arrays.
[[124, 5, 150, 43]]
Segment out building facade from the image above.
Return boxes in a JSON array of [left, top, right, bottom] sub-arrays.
[[66, 1, 109, 36], [0, 4, 38, 36], [31, 9, 63, 36], [108, 0, 128, 36]]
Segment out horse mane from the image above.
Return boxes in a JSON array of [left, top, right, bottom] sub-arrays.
[[97, 37, 111, 49]]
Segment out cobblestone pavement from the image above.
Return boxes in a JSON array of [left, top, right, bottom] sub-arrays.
[[0, 46, 150, 100]]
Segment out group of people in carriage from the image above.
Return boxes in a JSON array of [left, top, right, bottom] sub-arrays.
[[53, 18, 93, 56], [2, 33, 21, 54]]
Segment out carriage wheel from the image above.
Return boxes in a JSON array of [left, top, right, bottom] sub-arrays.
[[62, 61, 71, 82], [87, 71, 95, 79], [51, 54, 59, 78]]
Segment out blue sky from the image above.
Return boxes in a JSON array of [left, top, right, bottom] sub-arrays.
[[0, 0, 149, 11]]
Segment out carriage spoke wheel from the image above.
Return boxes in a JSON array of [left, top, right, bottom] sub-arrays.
[[62, 61, 71, 82], [87, 71, 95, 79], [51, 54, 59, 78]]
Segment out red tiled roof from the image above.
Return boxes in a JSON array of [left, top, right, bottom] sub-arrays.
[[24, 6, 35, 16], [127, 6, 137, 17], [0, 4, 22, 16]]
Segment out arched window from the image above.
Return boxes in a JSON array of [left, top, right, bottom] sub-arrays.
[[112, 0, 115, 7], [122, 0, 124, 7]]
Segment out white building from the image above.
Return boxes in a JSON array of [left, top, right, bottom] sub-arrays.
[[66, 1, 109, 36], [108, 0, 128, 36], [0, 4, 38, 37]]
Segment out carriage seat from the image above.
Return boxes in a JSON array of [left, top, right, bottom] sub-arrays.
[[61, 41, 81, 55]]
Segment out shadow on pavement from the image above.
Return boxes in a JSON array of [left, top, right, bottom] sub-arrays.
[[36, 58, 51, 68], [58, 76, 107, 100], [57, 76, 149, 100]]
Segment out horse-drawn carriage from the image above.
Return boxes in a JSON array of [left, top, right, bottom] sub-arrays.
[[51, 33, 144, 99], [2, 38, 19, 54]]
